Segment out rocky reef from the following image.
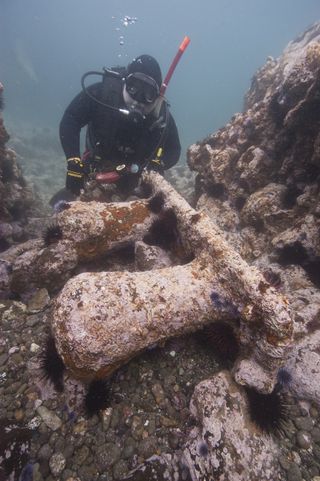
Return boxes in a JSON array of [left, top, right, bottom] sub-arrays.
[[0, 83, 46, 254], [8, 123, 65, 206], [189, 23, 320, 265], [188, 22, 320, 407]]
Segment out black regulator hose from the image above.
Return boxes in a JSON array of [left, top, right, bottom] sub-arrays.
[[81, 70, 129, 114]]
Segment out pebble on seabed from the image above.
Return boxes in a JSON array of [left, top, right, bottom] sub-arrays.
[[2, 292, 320, 481]]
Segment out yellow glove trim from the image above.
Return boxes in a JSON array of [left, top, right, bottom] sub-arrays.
[[67, 171, 83, 179], [67, 157, 83, 167], [151, 158, 162, 165], [156, 147, 163, 158]]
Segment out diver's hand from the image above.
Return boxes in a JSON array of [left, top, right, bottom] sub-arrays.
[[66, 157, 85, 195], [147, 158, 164, 175]]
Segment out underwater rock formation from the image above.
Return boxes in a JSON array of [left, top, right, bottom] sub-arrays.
[[183, 371, 281, 481], [8, 124, 65, 206], [121, 372, 281, 481], [0, 83, 44, 254], [188, 22, 320, 259], [51, 171, 292, 393], [287, 330, 320, 404], [187, 22, 320, 404]]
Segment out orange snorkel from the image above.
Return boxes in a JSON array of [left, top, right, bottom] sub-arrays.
[[160, 36, 191, 96]]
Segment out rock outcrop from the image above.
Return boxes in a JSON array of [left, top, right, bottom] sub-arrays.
[[122, 372, 281, 481], [183, 372, 281, 481], [188, 22, 320, 264], [188, 22, 320, 405], [0, 82, 45, 254]]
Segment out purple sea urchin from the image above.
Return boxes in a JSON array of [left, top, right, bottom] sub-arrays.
[[276, 241, 308, 266], [207, 182, 226, 199], [18, 462, 34, 481], [304, 257, 320, 288], [148, 192, 165, 213], [281, 184, 302, 209], [245, 387, 287, 434], [276, 367, 292, 389], [276, 243, 320, 288], [85, 379, 111, 417], [197, 321, 239, 364], [199, 441, 209, 457], [40, 335, 65, 392], [307, 315, 320, 333], [42, 224, 63, 246], [210, 292, 240, 317], [143, 208, 178, 250], [262, 269, 282, 290], [234, 196, 247, 211]]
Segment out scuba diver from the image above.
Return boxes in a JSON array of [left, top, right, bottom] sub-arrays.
[[59, 54, 181, 198]]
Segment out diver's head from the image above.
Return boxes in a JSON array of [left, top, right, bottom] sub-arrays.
[[124, 55, 162, 115]]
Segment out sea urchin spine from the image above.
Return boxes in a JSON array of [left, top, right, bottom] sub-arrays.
[[276, 367, 292, 390], [40, 334, 65, 392], [245, 386, 288, 435], [42, 224, 63, 246], [143, 208, 179, 250], [84, 379, 111, 417], [147, 192, 165, 214], [198, 320, 239, 364]]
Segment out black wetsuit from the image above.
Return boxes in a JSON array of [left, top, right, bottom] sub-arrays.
[[59, 76, 181, 186]]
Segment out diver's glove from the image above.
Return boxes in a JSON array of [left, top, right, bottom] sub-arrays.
[[148, 158, 164, 175], [66, 157, 85, 195]]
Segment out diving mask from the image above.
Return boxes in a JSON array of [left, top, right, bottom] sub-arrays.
[[125, 72, 160, 104]]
